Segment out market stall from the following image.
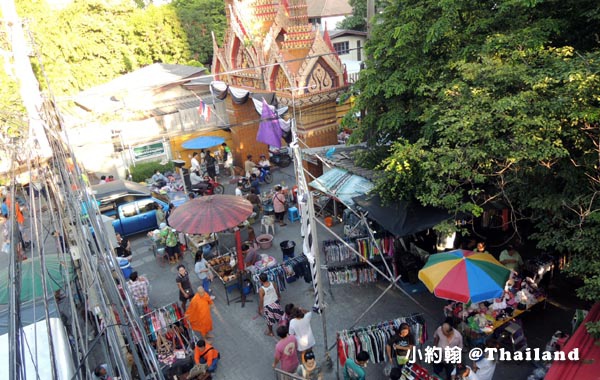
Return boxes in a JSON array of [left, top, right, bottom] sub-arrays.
[[167, 195, 254, 306], [335, 314, 426, 378], [207, 253, 253, 305], [418, 249, 546, 347]]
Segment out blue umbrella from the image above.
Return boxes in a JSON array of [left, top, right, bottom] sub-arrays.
[[182, 136, 225, 150]]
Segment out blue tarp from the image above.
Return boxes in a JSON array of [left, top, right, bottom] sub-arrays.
[[309, 168, 374, 206]]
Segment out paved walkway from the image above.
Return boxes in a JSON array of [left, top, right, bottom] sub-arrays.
[[121, 166, 575, 379]]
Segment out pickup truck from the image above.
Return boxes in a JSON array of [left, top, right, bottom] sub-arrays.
[[92, 180, 170, 236]]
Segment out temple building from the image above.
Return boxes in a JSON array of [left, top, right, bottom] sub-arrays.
[[212, 0, 349, 164]]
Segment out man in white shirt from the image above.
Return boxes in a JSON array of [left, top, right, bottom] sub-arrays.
[[433, 320, 463, 380], [235, 183, 244, 197], [190, 152, 201, 174]]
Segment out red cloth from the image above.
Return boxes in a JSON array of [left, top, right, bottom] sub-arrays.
[[544, 302, 600, 380]]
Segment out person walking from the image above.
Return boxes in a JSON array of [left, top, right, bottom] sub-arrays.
[[155, 202, 166, 226], [272, 325, 299, 374], [386, 322, 414, 370], [258, 273, 284, 336], [161, 227, 180, 264], [191, 152, 201, 175], [432, 319, 464, 380], [205, 151, 217, 179], [176, 265, 194, 311], [288, 307, 316, 353], [127, 271, 150, 315], [222, 143, 235, 178], [193, 339, 220, 374], [185, 286, 215, 341], [343, 351, 369, 380], [472, 340, 497, 380], [194, 251, 214, 297], [272, 185, 287, 227]]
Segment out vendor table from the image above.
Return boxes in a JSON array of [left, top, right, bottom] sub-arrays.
[[185, 233, 217, 254], [208, 254, 253, 305], [490, 296, 546, 331]]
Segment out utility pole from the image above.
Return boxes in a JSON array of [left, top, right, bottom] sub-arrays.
[[367, 0, 375, 39], [1, 0, 52, 160]]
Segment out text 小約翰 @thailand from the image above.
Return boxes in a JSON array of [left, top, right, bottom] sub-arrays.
[[406, 346, 580, 364]]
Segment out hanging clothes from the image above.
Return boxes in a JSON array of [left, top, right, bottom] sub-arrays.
[[251, 255, 309, 292], [336, 314, 426, 366]]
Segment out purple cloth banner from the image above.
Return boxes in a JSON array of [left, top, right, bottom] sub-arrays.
[[256, 99, 282, 148]]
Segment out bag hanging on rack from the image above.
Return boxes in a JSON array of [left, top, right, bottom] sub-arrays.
[[155, 332, 173, 356]]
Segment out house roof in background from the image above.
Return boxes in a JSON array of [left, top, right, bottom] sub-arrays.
[[306, 0, 352, 18], [74, 64, 206, 114], [329, 29, 367, 39]]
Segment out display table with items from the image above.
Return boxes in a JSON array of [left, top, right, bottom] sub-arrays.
[[208, 253, 252, 305], [444, 276, 546, 346], [186, 233, 218, 257]]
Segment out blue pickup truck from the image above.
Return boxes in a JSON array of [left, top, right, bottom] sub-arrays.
[[92, 180, 170, 236]]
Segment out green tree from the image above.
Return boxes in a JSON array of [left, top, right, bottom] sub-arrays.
[[173, 0, 227, 65], [344, 0, 600, 303], [337, 0, 386, 31], [11, 0, 201, 98]]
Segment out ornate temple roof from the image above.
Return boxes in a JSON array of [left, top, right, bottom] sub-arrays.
[[212, 0, 348, 100]]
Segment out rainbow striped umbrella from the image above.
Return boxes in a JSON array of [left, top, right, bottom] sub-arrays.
[[418, 249, 511, 303]]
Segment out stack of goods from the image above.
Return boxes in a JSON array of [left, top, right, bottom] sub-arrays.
[[209, 255, 238, 283]]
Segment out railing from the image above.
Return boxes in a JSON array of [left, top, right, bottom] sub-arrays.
[[273, 367, 305, 380]]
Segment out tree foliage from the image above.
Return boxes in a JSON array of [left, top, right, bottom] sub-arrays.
[[173, 0, 227, 65], [345, 0, 600, 301], [337, 0, 385, 31]]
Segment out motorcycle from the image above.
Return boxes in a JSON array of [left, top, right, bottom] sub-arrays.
[[257, 166, 273, 184], [269, 147, 291, 168], [238, 166, 273, 194], [191, 177, 225, 196]]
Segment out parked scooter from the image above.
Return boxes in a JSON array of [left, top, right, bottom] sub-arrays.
[[191, 176, 224, 196], [269, 147, 291, 168], [238, 166, 273, 194]]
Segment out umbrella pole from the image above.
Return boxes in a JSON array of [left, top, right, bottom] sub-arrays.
[[235, 229, 248, 307]]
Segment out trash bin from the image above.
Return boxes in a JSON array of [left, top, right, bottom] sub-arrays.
[[119, 258, 133, 279], [280, 240, 296, 261]]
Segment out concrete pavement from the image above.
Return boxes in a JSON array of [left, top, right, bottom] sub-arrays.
[[127, 165, 575, 380]]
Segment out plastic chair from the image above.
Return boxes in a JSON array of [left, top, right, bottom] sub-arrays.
[[261, 215, 276, 235], [288, 207, 300, 222]]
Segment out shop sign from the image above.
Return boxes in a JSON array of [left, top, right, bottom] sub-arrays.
[[131, 141, 165, 161]]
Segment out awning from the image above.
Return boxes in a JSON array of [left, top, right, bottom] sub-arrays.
[[352, 194, 451, 237], [544, 302, 600, 380], [309, 168, 374, 207], [91, 180, 151, 201]]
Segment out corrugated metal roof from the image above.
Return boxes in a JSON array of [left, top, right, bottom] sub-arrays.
[[74, 64, 207, 114], [302, 143, 376, 180]]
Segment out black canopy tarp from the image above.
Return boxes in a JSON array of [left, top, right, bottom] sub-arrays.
[[352, 194, 451, 237]]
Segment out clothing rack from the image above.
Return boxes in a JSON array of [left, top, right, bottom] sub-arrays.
[[322, 239, 358, 265], [141, 303, 193, 367], [336, 313, 426, 369], [327, 264, 378, 285], [142, 303, 185, 337], [251, 255, 310, 292]]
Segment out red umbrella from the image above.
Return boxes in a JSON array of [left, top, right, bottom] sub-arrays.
[[168, 195, 253, 287], [168, 195, 253, 234]]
